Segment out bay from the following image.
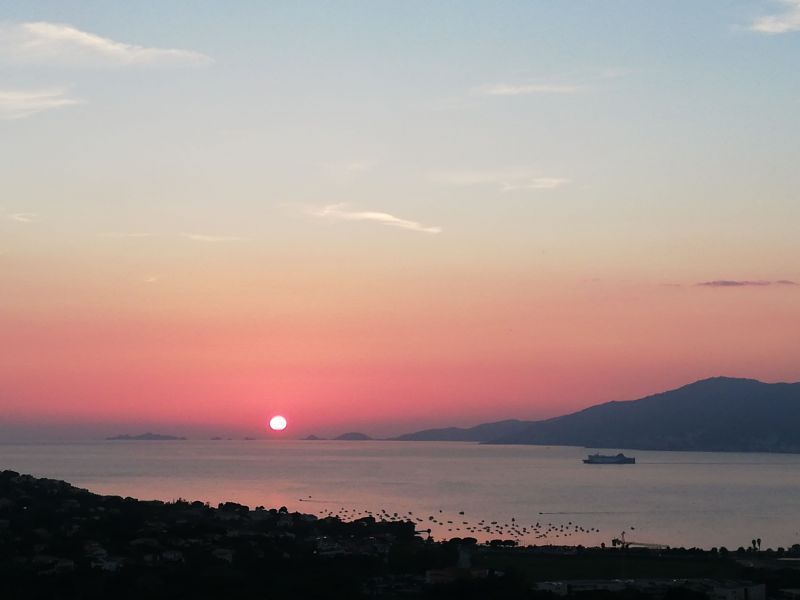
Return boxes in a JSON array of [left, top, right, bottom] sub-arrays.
[[2, 440, 798, 550]]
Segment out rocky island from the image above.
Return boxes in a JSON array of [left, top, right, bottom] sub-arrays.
[[335, 432, 373, 441], [106, 433, 187, 441]]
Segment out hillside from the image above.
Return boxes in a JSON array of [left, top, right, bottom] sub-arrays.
[[335, 432, 372, 441], [488, 377, 800, 452], [393, 419, 534, 442], [106, 433, 186, 441]]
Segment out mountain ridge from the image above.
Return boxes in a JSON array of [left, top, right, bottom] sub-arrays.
[[390, 419, 534, 442], [335, 432, 373, 441], [106, 432, 186, 441], [394, 377, 800, 453]]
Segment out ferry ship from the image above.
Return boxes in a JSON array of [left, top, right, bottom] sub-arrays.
[[583, 453, 635, 464]]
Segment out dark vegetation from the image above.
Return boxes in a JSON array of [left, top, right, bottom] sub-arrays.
[[2, 471, 800, 599]]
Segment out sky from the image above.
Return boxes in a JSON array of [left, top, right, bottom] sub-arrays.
[[1, 1, 799, 439]]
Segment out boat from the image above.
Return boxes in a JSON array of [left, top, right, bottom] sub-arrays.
[[583, 453, 635, 464]]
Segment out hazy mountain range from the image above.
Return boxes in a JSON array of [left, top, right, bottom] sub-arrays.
[[106, 433, 186, 441], [395, 377, 800, 453], [391, 419, 534, 442], [335, 432, 373, 441]]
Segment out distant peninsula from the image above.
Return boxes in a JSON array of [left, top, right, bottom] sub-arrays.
[[106, 433, 186, 441], [334, 432, 372, 441], [395, 377, 800, 453], [391, 419, 534, 442]]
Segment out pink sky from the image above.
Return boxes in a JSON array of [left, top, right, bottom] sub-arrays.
[[2, 5, 800, 439], [2, 244, 798, 439]]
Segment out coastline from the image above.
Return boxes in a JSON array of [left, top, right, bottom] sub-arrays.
[[3, 470, 800, 599], [3, 440, 800, 552]]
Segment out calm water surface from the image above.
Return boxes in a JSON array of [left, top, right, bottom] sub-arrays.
[[2, 440, 798, 550]]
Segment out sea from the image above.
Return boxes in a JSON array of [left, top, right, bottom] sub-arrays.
[[2, 440, 799, 551]]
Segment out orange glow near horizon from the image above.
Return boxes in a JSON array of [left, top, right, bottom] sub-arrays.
[[1, 244, 798, 439], [3, 3, 800, 441]]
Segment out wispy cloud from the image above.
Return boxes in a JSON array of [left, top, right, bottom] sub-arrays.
[[433, 168, 569, 192], [103, 232, 244, 242], [0, 88, 80, 120], [475, 83, 583, 96], [415, 97, 480, 112], [101, 232, 155, 238], [698, 279, 797, 287], [751, 0, 800, 33], [8, 212, 37, 223], [181, 233, 245, 242], [0, 21, 212, 67], [307, 204, 441, 234], [321, 160, 376, 183]]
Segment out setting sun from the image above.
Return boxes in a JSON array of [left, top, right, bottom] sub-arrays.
[[269, 415, 287, 431]]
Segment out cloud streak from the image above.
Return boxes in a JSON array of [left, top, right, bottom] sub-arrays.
[[751, 0, 800, 33], [308, 204, 441, 234], [433, 168, 569, 192], [0, 88, 80, 120], [475, 83, 583, 96], [100, 232, 155, 238], [0, 21, 212, 67], [102, 232, 247, 242], [321, 160, 376, 183], [181, 233, 245, 242], [8, 212, 37, 223], [698, 279, 797, 287]]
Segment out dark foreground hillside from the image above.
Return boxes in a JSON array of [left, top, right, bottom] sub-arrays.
[[3, 471, 800, 599], [0, 470, 415, 599]]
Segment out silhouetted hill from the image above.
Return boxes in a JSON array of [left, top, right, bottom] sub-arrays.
[[106, 432, 186, 440], [393, 419, 534, 442], [488, 377, 800, 452], [304, 434, 323, 440], [335, 432, 372, 441]]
